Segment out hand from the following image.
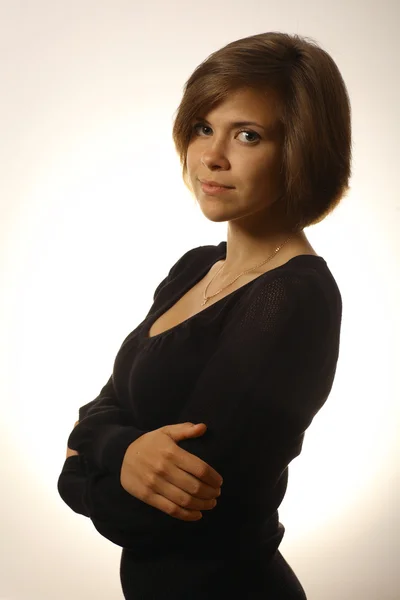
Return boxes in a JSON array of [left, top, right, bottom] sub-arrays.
[[120, 422, 223, 522], [66, 420, 80, 459]]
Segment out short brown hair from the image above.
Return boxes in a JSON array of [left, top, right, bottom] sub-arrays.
[[172, 32, 352, 232]]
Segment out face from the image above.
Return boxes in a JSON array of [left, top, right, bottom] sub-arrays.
[[186, 87, 286, 227]]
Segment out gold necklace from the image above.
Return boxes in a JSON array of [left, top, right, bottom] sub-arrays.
[[201, 235, 293, 306]]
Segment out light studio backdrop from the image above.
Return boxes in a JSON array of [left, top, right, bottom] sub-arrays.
[[1, 2, 398, 599]]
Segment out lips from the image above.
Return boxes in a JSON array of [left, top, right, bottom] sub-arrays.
[[200, 180, 233, 188]]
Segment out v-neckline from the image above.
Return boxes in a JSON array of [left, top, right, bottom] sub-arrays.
[[143, 243, 326, 341]]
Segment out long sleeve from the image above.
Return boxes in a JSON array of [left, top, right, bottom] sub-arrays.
[[57, 455, 90, 517], [80, 270, 341, 551], [56, 374, 148, 517], [57, 247, 200, 517], [64, 247, 200, 474], [66, 375, 149, 474]]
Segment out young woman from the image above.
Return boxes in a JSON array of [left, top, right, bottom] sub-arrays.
[[58, 31, 351, 599]]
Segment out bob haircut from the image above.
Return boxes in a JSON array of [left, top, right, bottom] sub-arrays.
[[172, 32, 352, 233]]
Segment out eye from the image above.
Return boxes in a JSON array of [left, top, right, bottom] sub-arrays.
[[192, 122, 260, 144]]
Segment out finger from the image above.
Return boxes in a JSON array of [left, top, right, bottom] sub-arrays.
[[166, 465, 220, 500], [152, 474, 218, 511], [176, 448, 223, 488], [148, 492, 203, 521], [66, 446, 79, 458]]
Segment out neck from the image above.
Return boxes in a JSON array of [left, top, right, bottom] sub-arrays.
[[222, 228, 306, 275]]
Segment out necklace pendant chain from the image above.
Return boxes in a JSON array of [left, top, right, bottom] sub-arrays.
[[202, 236, 293, 306]]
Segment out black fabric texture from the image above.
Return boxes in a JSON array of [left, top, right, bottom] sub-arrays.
[[57, 240, 342, 598]]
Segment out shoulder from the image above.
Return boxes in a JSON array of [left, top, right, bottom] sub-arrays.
[[168, 243, 223, 278], [233, 259, 341, 333]]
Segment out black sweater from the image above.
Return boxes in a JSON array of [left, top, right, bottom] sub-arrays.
[[57, 240, 342, 598]]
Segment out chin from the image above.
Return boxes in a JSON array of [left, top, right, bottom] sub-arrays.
[[199, 208, 230, 223]]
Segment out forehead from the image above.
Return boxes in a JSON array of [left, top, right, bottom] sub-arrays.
[[201, 87, 282, 128]]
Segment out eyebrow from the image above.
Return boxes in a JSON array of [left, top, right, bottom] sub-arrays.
[[194, 116, 271, 132]]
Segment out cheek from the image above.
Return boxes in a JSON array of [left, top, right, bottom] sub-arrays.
[[186, 152, 194, 170], [253, 151, 281, 181], [186, 143, 197, 164], [248, 163, 273, 185], [185, 152, 198, 181]]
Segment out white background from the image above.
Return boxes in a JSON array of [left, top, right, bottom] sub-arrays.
[[1, 1, 399, 599]]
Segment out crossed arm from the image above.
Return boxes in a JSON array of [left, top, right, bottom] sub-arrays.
[[58, 272, 335, 553]]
